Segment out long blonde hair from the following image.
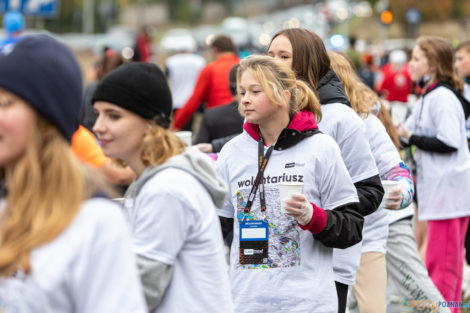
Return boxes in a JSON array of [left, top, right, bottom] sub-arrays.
[[237, 55, 322, 121], [0, 117, 110, 277], [328, 51, 374, 118]]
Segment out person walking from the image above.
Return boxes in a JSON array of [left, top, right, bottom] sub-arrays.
[[216, 55, 363, 313], [171, 34, 240, 131], [165, 38, 206, 131], [0, 35, 146, 313], [398, 36, 470, 313], [267, 28, 383, 313], [92, 62, 233, 313]]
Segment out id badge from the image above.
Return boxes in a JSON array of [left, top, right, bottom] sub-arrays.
[[239, 220, 269, 264]]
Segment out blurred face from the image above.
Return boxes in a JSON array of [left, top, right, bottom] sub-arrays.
[[267, 35, 293, 69], [0, 89, 35, 170], [409, 45, 431, 82], [239, 70, 285, 125], [93, 101, 149, 166], [455, 48, 470, 79]]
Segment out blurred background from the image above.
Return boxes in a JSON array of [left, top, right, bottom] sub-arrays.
[[2, 0, 470, 79]]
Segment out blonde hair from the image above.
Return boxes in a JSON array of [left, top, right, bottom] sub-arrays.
[[140, 121, 186, 167], [417, 36, 463, 93], [0, 117, 110, 277], [237, 55, 322, 122], [328, 51, 374, 118]]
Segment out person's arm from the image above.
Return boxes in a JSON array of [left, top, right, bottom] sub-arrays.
[[194, 113, 211, 144], [136, 254, 174, 311], [383, 162, 414, 210], [409, 135, 457, 153], [171, 66, 211, 130], [211, 134, 238, 153], [285, 195, 363, 249], [354, 174, 384, 216], [98, 159, 135, 186], [75, 200, 147, 313]]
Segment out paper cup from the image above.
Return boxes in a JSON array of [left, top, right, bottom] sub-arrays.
[[380, 180, 398, 208], [175, 131, 192, 146], [279, 182, 303, 214]]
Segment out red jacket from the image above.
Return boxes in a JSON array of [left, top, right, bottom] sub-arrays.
[[172, 53, 239, 130], [377, 62, 412, 102]]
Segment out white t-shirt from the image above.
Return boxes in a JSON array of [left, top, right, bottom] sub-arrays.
[[319, 103, 379, 285], [361, 114, 403, 253], [165, 53, 206, 109], [0, 198, 146, 313], [405, 86, 470, 220], [217, 131, 358, 313], [460, 83, 470, 146], [123, 168, 233, 313]]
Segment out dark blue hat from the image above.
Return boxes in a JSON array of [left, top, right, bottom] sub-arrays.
[[0, 34, 83, 141]]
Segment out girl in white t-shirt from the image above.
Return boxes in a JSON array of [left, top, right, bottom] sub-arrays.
[[328, 51, 449, 313], [398, 36, 470, 312], [0, 35, 146, 313], [217, 55, 363, 313], [92, 62, 233, 313], [267, 28, 383, 313]]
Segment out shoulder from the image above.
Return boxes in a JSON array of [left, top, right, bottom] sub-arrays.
[[429, 86, 459, 102], [321, 103, 364, 129]]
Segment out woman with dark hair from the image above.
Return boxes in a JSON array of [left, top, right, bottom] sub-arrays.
[[268, 28, 383, 313], [398, 36, 470, 312]]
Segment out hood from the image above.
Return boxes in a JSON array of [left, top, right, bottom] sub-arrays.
[[125, 148, 227, 208], [243, 110, 320, 150], [317, 69, 350, 106]]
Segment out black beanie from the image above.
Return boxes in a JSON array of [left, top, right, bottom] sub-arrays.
[[0, 35, 83, 142], [92, 62, 172, 127]]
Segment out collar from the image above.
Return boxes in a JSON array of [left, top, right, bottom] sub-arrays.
[[317, 69, 350, 106], [243, 110, 320, 151]]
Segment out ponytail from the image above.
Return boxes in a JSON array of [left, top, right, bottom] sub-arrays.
[[294, 80, 322, 122], [141, 123, 186, 167]]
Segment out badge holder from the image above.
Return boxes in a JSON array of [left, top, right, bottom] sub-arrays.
[[239, 219, 269, 264]]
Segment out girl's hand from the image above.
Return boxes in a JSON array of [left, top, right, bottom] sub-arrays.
[[397, 122, 411, 140], [384, 187, 403, 210], [284, 194, 314, 226]]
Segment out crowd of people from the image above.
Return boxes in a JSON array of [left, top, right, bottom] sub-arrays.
[[1, 17, 470, 313]]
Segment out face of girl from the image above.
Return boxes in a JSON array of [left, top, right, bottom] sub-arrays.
[[455, 48, 470, 80], [239, 70, 285, 125], [267, 35, 293, 69], [93, 101, 149, 165], [0, 89, 35, 170], [409, 45, 431, 82]]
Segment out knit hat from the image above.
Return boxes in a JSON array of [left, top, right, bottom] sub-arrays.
[[92, 62, 172, 127], [0, 34, 83, 142]]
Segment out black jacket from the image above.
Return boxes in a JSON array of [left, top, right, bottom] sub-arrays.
[[317, 69, 383, 217], [194, 101, 244, 145]]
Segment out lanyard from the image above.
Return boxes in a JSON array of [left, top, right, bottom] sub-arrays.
[[243, 134, 274, 214]]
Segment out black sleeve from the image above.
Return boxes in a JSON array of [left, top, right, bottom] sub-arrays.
[[211, 134, 238, 153], [193, 115, 210, 144], [409, 135, 458, 153], [313, 202, 364, 249], [219, 216, 234, 240], [354, 174, 384, 217]]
